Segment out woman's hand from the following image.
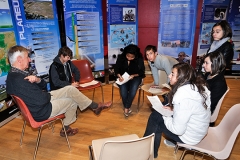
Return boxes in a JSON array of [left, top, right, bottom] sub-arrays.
[[163, 106, 173, 111], [118, 76, 124, 82], [129, 75, 135, 80]]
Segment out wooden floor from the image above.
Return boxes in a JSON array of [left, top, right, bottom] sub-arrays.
[[0, 75, 239, 160]]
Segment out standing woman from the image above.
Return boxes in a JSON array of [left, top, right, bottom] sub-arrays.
[[202, 51, 227, 115], [114, 44, 145, 117], [198, 20, 234, 72], [143, 63, 211, 158]]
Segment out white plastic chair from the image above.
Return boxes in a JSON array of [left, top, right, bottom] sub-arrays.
[[89, 133, 155, 160], [175, 103, 240, 160], [210, 87, 230, 123]]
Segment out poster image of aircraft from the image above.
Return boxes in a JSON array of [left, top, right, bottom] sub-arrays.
[[110, 25, 136, 48]]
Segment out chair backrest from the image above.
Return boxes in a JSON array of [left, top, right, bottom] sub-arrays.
[[71, 59, 94, 83], [210, 87, 230, 122], [209, 104, 240, 159], [11, 95, 39, 128], [158, 70, 168, 87], [99, 133, 154, 160]]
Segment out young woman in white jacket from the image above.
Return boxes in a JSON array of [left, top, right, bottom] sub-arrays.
[[143, 63, 211, 158]]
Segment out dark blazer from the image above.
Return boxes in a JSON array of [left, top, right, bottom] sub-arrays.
[[207, 41, 234, 70], [204, 72, 227, 114], [198, 40, 234, 73], [114, 54, 145, 78]]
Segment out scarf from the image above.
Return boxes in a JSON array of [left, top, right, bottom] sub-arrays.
[[10, 67, 30, 76], [208, 37, 230, 53]]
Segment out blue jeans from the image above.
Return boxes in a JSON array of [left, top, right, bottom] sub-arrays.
[[143, 110, 183, 158], [118, 76, 142, 109]]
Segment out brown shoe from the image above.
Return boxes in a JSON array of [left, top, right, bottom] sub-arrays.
[[92, 101, 112, 115], [60, 127, 79, 137]]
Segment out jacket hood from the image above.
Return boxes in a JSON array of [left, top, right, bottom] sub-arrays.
[[173, 84, 211, 109], [53, 56, 62, 64]]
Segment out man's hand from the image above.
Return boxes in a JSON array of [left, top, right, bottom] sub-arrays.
[[24, 75, 41, 83], [72, 82, 80, 87]]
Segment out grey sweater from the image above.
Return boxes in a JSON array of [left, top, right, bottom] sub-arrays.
[[148, 54, 178, 85]]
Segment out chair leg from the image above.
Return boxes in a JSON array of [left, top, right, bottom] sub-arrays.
[[20, 120, 26, 146], [60, 119, 71, 151], [92, 88, 95, 101], [33, 127, 43, 160], [179, 149, 188, 160], [174, 144, 179, 154], [89, 145, 94, 160], [111, 84, 114, 107], [142, 89, 144, 103], [48, 122, 55, 133], [100, 85, 104, 103], [137, 89, 141, 112]]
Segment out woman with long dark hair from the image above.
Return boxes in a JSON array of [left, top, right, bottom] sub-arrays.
[[202, 51, 227, 115], [114, 44, 145, 117], [143, 63, 211, 158]]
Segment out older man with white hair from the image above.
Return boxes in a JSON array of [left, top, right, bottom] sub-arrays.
[[6, 45, 111, 137]]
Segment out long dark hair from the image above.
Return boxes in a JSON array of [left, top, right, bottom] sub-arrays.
[[168, 63, 208, 109], [120, 44, 142, 60], [204, 51, 226, 76]]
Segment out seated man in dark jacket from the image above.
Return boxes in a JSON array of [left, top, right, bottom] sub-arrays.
[[49, 46, 80, 90], [6, 45, 111, 137]]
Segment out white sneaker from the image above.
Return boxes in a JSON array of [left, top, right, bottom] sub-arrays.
[[164, 139, 176, 147]]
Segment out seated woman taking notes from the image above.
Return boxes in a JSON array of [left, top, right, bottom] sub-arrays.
[[143, 63, 211, 158], [114, 44, 145, 117]]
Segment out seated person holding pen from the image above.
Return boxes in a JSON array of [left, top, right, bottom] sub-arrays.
[[49, 46, 80, 90], [6, 45, 111, 137], [114, 44, 145, 117], [143, 63, 211, 158]]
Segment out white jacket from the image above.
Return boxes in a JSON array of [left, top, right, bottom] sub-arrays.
[[163, 84, 211, 145]]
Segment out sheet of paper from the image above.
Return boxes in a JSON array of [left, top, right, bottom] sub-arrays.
[[79, 80, 99, 87], [115, 72, 130, 85], [161, 83, 171, 90], [148, 86, 163, 94], [147, 96, 173, 117]]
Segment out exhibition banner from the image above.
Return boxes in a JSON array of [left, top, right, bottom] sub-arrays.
[[0, 0, 17, 120], [196, 0, 240, 72], [196, 0, 231, 58], [10, 0, 61, 76], [107, 0, 138, 66], [0, 0, 17, 85], [228, 0, 240, 60], [157, 0, 198, 63], [63, 0, 104, 76]]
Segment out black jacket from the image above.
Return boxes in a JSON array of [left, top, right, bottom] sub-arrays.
[[198, 41, 234, 73], [114, 54, 145, 78], [207, 41, 234, 69], [204, 72, 227, 114], [49, 56, 80, 90], [6, 68, 52, 122]]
